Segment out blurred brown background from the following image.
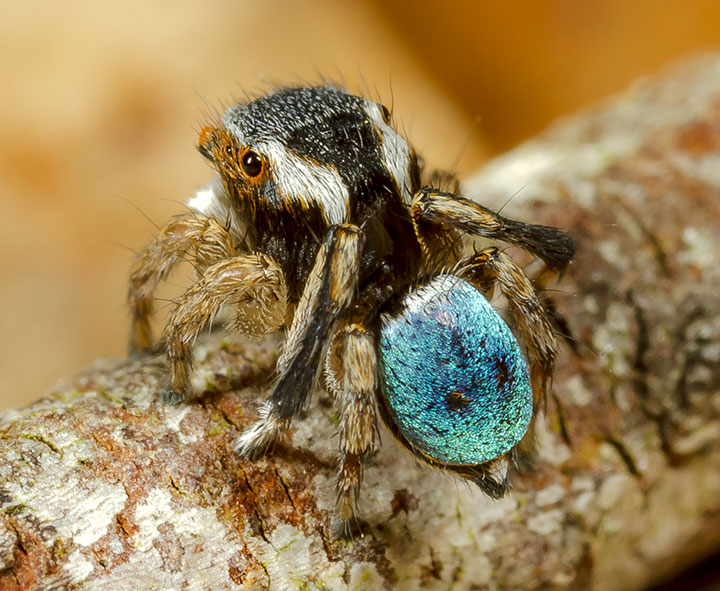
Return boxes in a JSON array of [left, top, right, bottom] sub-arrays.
[[1, 0, 719, 411]]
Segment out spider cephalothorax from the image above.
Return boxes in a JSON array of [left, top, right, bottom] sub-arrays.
[[128, 84, 574, 537]]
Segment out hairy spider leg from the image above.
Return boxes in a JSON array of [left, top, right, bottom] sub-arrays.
[[324, 321, 380, 538], [163, 254, 287, 404], [236, 224, 362, 457], [128, 213, 237, 355], [410, 188, 568, 402], [411, 188, 575, 272]]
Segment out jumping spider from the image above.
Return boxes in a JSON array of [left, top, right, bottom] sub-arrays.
[[128, 85, 574, 537]]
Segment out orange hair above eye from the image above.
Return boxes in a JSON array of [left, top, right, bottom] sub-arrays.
[[197, 125, 218, 159], [197, 125, 236, 160]]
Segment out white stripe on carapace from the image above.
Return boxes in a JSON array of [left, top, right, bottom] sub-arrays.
[[256, 139, 350, 225], [364, 102, 413, 205]]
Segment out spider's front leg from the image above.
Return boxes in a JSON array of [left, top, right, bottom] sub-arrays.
[[411, 188, 575, 272], [128, 212, 236, 356], [235, 224, 362, 458]]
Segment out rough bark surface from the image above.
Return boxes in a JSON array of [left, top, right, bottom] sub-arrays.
[[2, 55, 720, 591]]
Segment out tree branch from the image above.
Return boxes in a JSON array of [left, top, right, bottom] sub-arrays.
[[3, 55, 720, 590]]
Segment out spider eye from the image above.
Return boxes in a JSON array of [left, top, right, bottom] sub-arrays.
[[380, 104, 392, 124], [241, 150, 263, 177], [225, 144, 234, 157]]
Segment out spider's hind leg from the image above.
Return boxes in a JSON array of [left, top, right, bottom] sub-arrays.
[[459, 247, 558, 401], [411, 188, 575, 480], [411, 188, 575, 272], [411, 187, 574, 466]]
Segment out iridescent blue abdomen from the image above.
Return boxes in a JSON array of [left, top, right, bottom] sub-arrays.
[[378, 276, 532, 465]]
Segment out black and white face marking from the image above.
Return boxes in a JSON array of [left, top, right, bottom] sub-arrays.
[[191, 86, 416, 230]]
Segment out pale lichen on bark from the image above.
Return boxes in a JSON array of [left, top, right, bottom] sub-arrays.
[[2, 55, 720, 590]]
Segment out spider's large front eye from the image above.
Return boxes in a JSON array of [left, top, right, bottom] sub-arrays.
[[241, 150, 263, 177]]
